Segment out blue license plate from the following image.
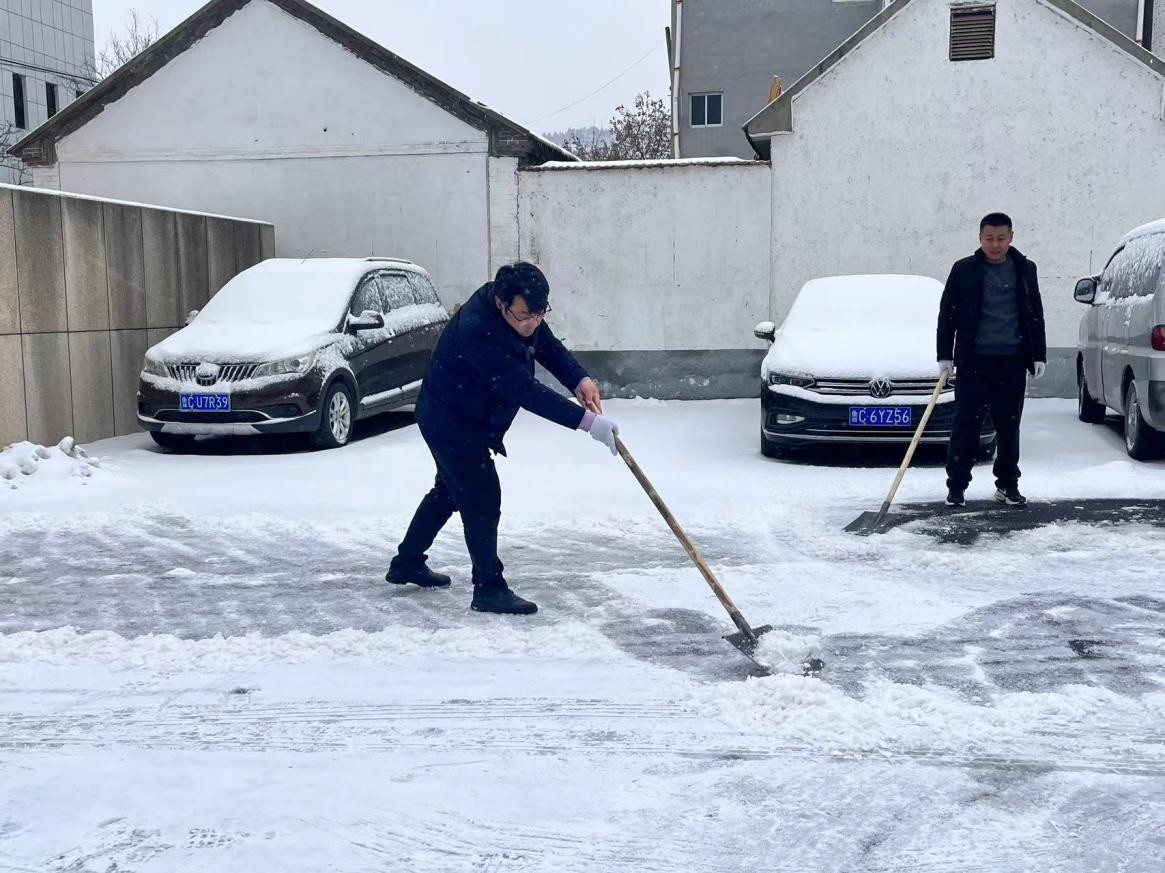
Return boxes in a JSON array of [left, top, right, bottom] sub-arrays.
[[180, 393, 231, 412], [849, 406, 912, 427]]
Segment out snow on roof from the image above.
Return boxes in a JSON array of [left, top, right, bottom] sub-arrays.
[[0, 182, 272, 226]]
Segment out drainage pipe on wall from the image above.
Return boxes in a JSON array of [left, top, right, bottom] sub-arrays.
[[672, 0, 683, 158]]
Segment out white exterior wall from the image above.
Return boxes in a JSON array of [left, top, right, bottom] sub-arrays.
[[767, 0, 1165, 355], [488, 156, 520, 275], [518, 163, 771, 352], [45, 0, 494, 306], [1, 0, 95, 183]]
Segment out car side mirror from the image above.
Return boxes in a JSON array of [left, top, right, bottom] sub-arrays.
[[1074, 277, 1097, 305], [347, 310, 385, 334], [184, 309, 199, 325], [753, 321, 776, 342]]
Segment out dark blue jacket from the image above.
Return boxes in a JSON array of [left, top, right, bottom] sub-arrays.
[[417, 283, 589, 454]]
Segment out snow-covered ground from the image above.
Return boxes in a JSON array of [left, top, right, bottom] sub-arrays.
[[2, 399, 1164, 871]]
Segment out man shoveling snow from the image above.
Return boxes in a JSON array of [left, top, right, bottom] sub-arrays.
[[386, 262, 620, 615]]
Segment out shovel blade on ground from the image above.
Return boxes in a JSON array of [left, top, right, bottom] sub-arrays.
[[723, 625, 826, 676], [844, 510, 903, 535]]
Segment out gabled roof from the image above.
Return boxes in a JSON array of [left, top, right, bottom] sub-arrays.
[[11, 0, 576, 167], [743, 0, 1165, 159]]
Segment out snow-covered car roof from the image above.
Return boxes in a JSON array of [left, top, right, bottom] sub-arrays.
[[196, 258, 425, 329], [784, 274, 942, 330], [149, 257, 444, 364], [1121, 218, 1165, 243], [764, 274, 943, 380]]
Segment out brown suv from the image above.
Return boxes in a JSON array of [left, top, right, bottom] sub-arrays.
[[137, 258, 448, 451]]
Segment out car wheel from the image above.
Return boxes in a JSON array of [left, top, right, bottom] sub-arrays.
[[312, 382, 354, 450], [1123, 382, 1162, 461], [1077, 367, 1106, 424], [149, 431, 197, 452]]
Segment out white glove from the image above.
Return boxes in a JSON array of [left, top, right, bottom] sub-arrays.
[[586, 414, 620, 456], [1033, 361, 1046, 379], [938, 360, 953, 377]]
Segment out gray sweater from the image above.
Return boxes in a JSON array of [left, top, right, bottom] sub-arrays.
[[975, 257, 1022, 355]]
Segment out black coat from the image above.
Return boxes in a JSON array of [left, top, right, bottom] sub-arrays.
[[937, 247, 1047, 373], [417, 284, 589, 454]]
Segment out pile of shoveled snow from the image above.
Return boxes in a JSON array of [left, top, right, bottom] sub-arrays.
[[751, 629, 824, 675], [0, 438, 101, 489]]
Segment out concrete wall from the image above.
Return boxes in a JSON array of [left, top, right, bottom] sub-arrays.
[[37, 0, 497, 309], [674, 0, 1144, 159], [0, 183, 273, 448], [518, 161, 772, 398], [765, 0, 1165, 397]]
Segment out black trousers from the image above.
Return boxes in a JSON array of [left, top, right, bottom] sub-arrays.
[[946, 354, 1028, 491], [394, 432, 505, 589]]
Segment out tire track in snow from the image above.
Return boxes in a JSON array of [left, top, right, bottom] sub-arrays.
[[2, 699, 1164, 779]]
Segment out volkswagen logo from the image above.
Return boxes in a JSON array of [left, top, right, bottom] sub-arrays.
[[195, 362, 221, 386], [869, 378, 893, 399]]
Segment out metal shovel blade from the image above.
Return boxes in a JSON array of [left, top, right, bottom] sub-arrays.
[[844, 509, 901, 536], [723, 625, 826, 676], [723, 624, 774, 657]]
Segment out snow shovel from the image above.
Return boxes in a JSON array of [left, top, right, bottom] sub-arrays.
[[845, 371, 949, 535], [590, 404, 824, 673]]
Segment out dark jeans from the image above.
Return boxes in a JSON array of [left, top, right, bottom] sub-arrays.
[[394, 433, 505, 590], [946, 354, 1027, 491]]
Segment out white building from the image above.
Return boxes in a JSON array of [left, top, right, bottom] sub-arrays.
[[0, 0, 95, 183], [10, 0, 573, 306], [744, 0, 1165, 395]]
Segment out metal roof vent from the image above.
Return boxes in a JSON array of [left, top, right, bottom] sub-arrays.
[[950, 5, 996, 61]]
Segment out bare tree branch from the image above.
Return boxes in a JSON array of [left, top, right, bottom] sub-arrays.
[[97, 9, 161, 79], [1, 122, 32, 184], [555, 92, 672, 162]]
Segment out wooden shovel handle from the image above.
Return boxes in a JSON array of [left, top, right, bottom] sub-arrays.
[[873, 371, 949, 520], [588, 403, 758, 641]]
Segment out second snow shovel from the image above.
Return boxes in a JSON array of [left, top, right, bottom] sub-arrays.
[[590, 404, 824, 673], [845, 371, 949, 535]]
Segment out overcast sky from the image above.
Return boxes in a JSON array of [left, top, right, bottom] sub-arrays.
[[92, 0, 671, 134]]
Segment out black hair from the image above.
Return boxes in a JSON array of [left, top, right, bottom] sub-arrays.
[[493, 262, 550, 312], [980, 212, 1013, 231]]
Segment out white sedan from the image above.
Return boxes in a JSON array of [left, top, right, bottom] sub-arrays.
[[754, 274, 995, 458]]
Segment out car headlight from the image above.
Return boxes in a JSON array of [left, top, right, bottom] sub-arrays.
[[253, 351, 317, 378], [142, 353, 168, 378], [768, 372, 815, 389]]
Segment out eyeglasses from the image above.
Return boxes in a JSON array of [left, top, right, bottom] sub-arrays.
[[505, 303, 551, 324]]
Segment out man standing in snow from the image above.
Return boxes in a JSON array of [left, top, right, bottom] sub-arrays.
[[938, 213, 1047, 508], [385, 262, 619, 614]]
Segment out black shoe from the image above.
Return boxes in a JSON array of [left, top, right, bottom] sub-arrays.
[[995, 486, 1027, 506], [470, 586, 538, 615], [386, 562, 452, 588], [945, 487, 966, 507]]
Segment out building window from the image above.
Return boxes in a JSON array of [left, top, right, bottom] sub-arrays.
[[690, 92, 723, 128], [46, 82, 58, 118], [12, 74, 26, 129], [950, 5, 996, 61]]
